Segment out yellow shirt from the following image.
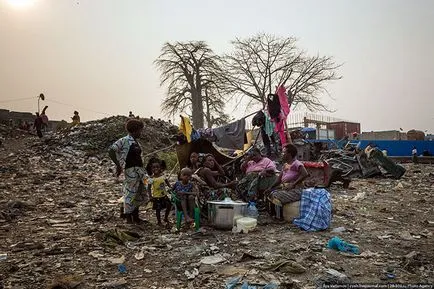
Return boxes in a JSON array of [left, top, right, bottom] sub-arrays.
[[150, 176, 167, 198]]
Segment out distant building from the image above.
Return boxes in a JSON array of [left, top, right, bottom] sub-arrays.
[[326, 121, 361, 140], [0, 109, 61, 130], [360, 130, 407, 140]]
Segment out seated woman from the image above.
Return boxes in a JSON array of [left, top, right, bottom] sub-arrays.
[[237, 147, 277, 201], [187, 151, 201, 171], [196, 154, 236, 201], [266, 144, 309, 219]]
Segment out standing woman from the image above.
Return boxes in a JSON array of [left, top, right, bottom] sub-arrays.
[[109, 119, 148, 224]]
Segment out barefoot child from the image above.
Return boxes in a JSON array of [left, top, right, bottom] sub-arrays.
[[146, 157, 172, 226], [173, 168, 195, 224]]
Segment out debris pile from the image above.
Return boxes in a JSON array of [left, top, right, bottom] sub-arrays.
[[46, 116, 178, 156]]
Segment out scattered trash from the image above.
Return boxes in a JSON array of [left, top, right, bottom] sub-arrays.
[[100, 278, 128, 288], [326, 268, 348, 279], [400, 231, 414, 241], [0, 253, 7, 261], [351, 192, 366, 201], [117, 264, 127, 274], [327, 236, 360, 254], [134, 251, 144, 260], [261, 259, 306, 274], [47, 275, 83, 289], [225, 277, 278, 289], [184, 268, 199, 280], [200, 254, 226, 265], [331, 226, 346, 233], [107, 255, 125, 264]]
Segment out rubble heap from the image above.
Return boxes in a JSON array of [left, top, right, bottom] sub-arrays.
[[45, 116, 178, 156]]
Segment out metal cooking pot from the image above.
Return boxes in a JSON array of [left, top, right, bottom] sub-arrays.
[[207, 199, 247, 230]]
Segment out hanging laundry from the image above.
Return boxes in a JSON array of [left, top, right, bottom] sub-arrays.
[[263, 111, 275, 137], [276, 85, 291, 117], [266, 94, 281, 121], [179, 116, 199, 143], [213, 118, 246, 150]]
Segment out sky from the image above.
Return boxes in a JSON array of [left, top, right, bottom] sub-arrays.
[[0, 0, 433, 133]]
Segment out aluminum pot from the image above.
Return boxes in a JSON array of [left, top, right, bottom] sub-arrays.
[[207, 199, 247, 230]]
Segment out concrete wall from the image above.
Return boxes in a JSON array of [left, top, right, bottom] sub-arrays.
[[361, 130, 407, 140]]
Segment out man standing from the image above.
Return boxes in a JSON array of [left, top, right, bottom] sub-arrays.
[[412, 146, 418, 164], [33, 112, 43, 138]]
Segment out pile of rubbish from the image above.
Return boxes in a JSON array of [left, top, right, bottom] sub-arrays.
[[45, 116, 178, 156], [320, 147, 406, 181]]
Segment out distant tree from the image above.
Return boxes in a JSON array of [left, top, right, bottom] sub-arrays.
[[222, 33, 342, 111], [154, 41, 225, 128]]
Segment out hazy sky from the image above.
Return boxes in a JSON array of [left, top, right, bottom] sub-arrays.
[[0, 0, 433, 133]]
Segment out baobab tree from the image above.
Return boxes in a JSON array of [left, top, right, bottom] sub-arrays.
[[154, 41, 225, 128]]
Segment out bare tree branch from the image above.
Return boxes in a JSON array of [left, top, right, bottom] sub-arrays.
[[221, 33, 342, 112]]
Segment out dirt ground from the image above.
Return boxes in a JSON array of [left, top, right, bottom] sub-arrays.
[[0, 132, 433, 289]]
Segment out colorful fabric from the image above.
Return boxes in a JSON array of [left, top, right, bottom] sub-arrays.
[[149, 176, 168, 198], [281, 160, 304, 183], [123, 167, 148, 214], [264, 112, 275, 137], [179, 115, 194, 143], [274, 118, 287, 146], [110, 135, 137, 169], [276, 85, 290, 117], [173, 181, 193, 195], [237, 173, 277, 200], [293, 188, 332, 231], [269, 188, 302, 206], [245, 157, 276, 174]]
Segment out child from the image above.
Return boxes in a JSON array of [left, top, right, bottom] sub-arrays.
[[173, 168, 195, 224], [146, 157, 172, 226]]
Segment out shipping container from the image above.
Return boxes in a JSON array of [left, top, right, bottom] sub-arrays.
[[327, 122, 361, 140]]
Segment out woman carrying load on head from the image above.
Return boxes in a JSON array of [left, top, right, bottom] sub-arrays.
[[109, 119, 149, 224], [265, 143, 309, 219]]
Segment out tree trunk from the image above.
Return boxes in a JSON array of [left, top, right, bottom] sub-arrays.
[[191, 89, 204, 128], [204, 89, 211, 128]]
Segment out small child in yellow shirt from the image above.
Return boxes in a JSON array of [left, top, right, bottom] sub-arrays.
[[146, 157, 172, 226]]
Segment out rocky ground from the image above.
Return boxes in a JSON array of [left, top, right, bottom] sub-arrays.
[[0, 119, 433, 289]]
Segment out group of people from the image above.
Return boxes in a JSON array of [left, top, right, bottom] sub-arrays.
[[109, 119, 199, 226], [110, 118, 311, 226]]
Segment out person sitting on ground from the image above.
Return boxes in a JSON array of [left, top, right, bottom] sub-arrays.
[[71, 111, 80, 126], [237, 147, 277, 202], [187, 152, 201, 171], [266, 143, 309, 219], [146, 157, 172, 226], [109, 119, 148, 224], [173, 167, 195, 224], [196, 154, 237, 201]]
